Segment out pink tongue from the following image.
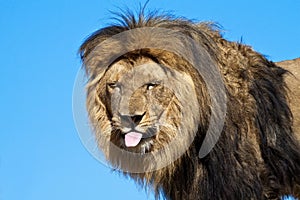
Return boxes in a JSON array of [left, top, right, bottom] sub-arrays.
[[124, 132, 143, 147]]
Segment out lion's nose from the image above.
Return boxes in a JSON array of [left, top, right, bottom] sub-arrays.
[[120, 113, 144, 127]]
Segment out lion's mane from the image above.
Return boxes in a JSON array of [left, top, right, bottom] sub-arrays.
[[79, 11, 300, 200]]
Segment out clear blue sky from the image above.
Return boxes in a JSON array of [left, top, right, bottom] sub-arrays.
[[0, 1, 299, 200]]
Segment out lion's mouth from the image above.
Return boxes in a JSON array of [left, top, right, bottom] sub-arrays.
[[124, 131, 143, 147], [120, 127, 157, 152]]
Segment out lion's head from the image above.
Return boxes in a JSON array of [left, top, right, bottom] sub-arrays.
[[83, 47, 211, 172]]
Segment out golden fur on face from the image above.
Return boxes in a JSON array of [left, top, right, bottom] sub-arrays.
[[101, 57, 183, 154]]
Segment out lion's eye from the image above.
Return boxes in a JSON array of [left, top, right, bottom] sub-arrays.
[[107, 82, 119, 89], [146, 83, 159, 90]]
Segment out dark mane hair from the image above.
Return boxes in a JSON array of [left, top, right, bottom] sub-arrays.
[[79, 10, 300, 200]]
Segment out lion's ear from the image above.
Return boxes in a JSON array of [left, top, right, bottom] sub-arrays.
[[79, 51, 107, 83], [79, 27, 113, 77], [79, 26, 127, 81], [79, 35, 104, 78], [79, 38, 112, 82], [79, 27, 113, 62]]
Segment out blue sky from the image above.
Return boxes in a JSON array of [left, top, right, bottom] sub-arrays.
[[0, 1, 299, 200]]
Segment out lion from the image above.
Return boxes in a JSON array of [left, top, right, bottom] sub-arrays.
[[79, 10, 300, 200]]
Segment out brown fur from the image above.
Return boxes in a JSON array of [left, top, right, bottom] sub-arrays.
[[277, 58, 300, 140], [79, 11, 300, 200]]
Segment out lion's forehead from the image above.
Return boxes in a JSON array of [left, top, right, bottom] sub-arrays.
[[106, 59, 195, 89], [106, 60, 167, 84]]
